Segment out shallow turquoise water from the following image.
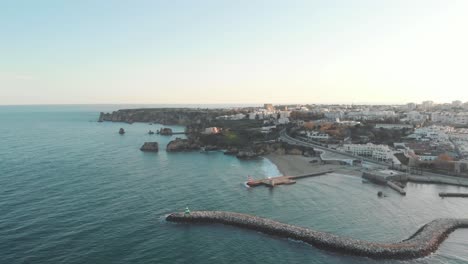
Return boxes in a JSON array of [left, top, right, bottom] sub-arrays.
[[1, 105, 468, 264]]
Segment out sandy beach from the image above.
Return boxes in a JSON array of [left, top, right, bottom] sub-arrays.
[[266, 154, 362, 177]]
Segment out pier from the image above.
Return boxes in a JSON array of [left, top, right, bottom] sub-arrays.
[[439, 192, 468, 198], [166, 210, 468, 260], [363, 170, 407, 195], [247, 170, 333, 187], [386, 181, 406, 195]]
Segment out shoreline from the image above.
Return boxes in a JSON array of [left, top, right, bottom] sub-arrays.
[[265, 154, 362, 177]]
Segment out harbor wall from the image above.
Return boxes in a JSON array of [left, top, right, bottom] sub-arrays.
[[166, 211, 468, 260], [407, 175, 468, 187]]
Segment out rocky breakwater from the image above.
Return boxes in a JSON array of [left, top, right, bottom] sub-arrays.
[[166, 211, 468, 260], [140, 142, 159, 152], [166, 138, 201, 152]]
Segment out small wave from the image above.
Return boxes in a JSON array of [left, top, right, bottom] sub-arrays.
[[243, 181, 251, 189]]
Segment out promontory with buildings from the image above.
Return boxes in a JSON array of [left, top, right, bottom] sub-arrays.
[[99, 101, 468, 259], [99, 101, 468, 178]]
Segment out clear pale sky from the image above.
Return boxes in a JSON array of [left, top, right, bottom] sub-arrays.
[[1, 0, 467, 105]]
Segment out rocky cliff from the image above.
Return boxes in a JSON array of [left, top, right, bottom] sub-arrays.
[[166, 138, 201, 152], [98, 108, 242, 126]]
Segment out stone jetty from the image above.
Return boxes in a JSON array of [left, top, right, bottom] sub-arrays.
[[166, 211, 468, 260], [439, 192, 468, 198], [247, 171, 333, 187]]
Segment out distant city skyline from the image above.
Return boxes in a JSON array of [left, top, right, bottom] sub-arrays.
[[1, 0, 468, 105]]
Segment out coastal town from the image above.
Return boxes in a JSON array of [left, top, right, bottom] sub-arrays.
[[5, 1, 468, 263], [99, 101, 468, 197], [101, 101, 468, 175], [98, 102, 468, 259]]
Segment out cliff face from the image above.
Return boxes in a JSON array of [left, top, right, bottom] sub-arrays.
[[98, 108, 241, 126], [166, 138, 201, 152]]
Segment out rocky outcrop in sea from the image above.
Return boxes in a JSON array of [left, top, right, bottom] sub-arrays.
[[166, 138, 201, 152], [159, 128, 173, 135], [166, 210, 468, 260], [140, 142, 159, 152]]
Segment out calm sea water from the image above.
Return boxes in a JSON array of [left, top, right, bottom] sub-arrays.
[[1, 105, 468, 264]]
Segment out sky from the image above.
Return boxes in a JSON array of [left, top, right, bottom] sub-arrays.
[[1, 0, 468, 105]]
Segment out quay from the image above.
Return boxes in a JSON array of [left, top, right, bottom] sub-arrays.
[[166, 210, 468, 260], [386, 181, 406, 195], [407, 175, 468, 187], [363, 170, 407, 196], [439, 192, 468, 198], [247, 170, 333, 187]]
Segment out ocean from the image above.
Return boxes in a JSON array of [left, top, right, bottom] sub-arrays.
[[1, 105, 468, 264]]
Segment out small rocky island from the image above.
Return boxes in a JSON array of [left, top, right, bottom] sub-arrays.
[[159, 128, 173, 135], [140, 142, 159, 152]]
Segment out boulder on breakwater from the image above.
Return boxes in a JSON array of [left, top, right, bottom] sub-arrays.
[[140, 142, 159, 152], [166, 210, 468, 260]]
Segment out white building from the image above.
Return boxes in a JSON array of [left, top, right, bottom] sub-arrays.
[[453, 100, 463, 107], [216, 113, 246, 120], [324, 111, 344, 120], [306, 131, 330, 140], [277, 117, 290, 124], [406, 102, 417, 111], [406, 111, 427, 124], [339, 143, 394, 162], [431, 112, 468, 125], [278, 111, 291, 119], [407, 126, 453, 144], [422, 100, 434, 110], [248, 110, 290, 122], [345, 110, 396, 121]]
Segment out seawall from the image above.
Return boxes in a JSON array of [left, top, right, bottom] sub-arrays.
[[407, 175, 468, 187], [166, 211, 468, 260]]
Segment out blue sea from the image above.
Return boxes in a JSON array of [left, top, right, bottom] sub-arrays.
[[1, 105, 468, 264]]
